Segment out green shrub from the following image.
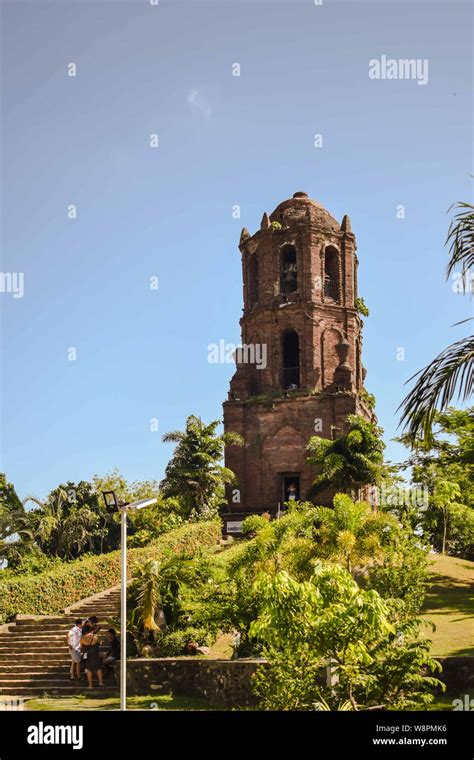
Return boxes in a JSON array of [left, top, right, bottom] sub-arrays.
[[355, 296, 370, 317], [251, 565, 443, 711], [366, 533, 430, 619], [0, 550, 63, 577], [0, 521, 221, 623], [151, 627, 214, 657]]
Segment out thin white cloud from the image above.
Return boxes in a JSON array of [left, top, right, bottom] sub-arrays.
[[187, 88, 212, 120]]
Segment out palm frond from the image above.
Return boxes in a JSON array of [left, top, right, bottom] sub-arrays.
[[161, 430, 186, 444], [22, 495, 44, 510], [399, 335, 474, 446], [445, 201, 474, 285]]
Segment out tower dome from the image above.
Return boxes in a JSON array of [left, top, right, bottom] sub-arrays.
[[269, 191, 340, 233]]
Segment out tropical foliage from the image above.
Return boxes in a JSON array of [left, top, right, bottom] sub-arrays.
[[312, 493, 397, 574], [129, 555, 197, 632], [184, 498, 431, 665], [0, 470, 185, 565], [250, 565, 443, 711], [397, 407, 474, 559], [160, 415, 242, 519], [399, 201, 473, 446], [307, 414, 386, 497], [24, 483, 103, 561], [0, 506, 34, 567], [0, 474, 33, 567], [0, 521, 221, 624]]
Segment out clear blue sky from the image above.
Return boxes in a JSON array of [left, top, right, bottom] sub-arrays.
[[1, 0, 472, 500]]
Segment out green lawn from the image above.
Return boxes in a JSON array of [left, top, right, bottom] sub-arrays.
[[24, 692, 458, 712], [24, 694, 221, 711], [422, 553, 474, 657]]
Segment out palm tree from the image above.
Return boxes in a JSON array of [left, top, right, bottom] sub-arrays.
[[23, 489, 68, 554], [229, 506, 318, 580], [0, 473, 33, 566], [24, 488, 99, 559], [306, 415, 386, 498], [160, 415, 242, 517], [0, 508, 34, 566], [313, 493, 396, 574], [399, 202, 474, 446], [130, 555, 197, 631]]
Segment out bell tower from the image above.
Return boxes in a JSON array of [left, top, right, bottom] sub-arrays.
[[223, 192, 374, 521]]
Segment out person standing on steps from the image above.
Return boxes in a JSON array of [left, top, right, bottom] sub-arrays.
[[80, 621, 104, 689], [67, 619, 83, 681]]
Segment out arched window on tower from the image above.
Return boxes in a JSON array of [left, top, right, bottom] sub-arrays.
[[324, 246, 341, 303], [248, 255, 259, 307], [281, 330, 300, 389], [280, 245, 298, 294]]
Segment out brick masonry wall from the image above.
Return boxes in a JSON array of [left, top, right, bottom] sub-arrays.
[[224, 392, 362, 510], [223, 193, 373, 514]]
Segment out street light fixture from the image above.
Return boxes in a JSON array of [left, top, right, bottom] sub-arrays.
[[102, 491, 157, 711]]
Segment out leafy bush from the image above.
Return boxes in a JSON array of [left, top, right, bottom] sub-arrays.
[[366, 532, 430, 618], [150, 628, 213, 657], [0, 550, 63, 577], [128, 510, 183, 548], [0, 521, 221, 623], [355, 296, 370, 317], [251, 564, 443, 710]]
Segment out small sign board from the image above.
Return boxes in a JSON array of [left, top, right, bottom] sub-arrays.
[[226, 520, 243, 534]]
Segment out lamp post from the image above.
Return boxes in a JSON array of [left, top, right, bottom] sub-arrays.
[[102, 491, 157, 711]]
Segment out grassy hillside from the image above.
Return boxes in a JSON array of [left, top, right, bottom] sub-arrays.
[[422, 553, 474, 657], [0, 521, 221, 623]]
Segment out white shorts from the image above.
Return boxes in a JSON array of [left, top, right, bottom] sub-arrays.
[[69, 648, 81, 663]]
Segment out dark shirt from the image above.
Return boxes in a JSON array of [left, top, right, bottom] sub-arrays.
[[107, 638, 120, 659]]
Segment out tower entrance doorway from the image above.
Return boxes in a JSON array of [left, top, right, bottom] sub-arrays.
[[282, 474, 300, 504]]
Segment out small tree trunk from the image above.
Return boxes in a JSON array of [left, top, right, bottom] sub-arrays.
[[348, 684, 358, 711], [442, 510, 448, 555]]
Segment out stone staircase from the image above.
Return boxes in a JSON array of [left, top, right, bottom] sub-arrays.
[[0, 586, 121, 697]]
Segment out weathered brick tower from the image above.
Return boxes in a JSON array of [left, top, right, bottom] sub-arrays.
[[222, 192, 374, 525]]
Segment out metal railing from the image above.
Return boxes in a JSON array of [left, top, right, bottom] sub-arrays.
[[323, 277, 341, 302], [281, 274, 298, 294]]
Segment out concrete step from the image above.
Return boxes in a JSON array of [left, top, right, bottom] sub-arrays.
[[0, 634, 81, 641], [1, 657, 71, 664], [0, 651, 70, 657], [13, 619, 118, 630], [0, 631, 113, 639], [0, 686, 118, 696], [70, 603, 120, 608], [0, 639, 112, 647], [0, 674, 118, 684], [0, 644, 69, 659], [0, 640, 70, 647], [0, 655, 71, 663], [69, 611, 118, 618], [0, 665, 70, 673], [0, 586, 121, 697], [0, 676, 86, 694], [0, 672, 70, 681]]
